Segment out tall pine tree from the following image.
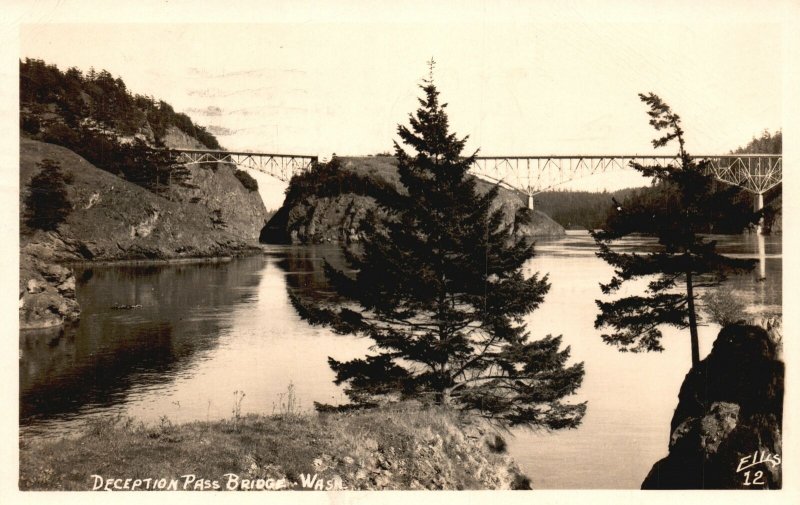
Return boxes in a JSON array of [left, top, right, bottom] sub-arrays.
[[592, 93, 757, 366], [292, 62, 586, 429]]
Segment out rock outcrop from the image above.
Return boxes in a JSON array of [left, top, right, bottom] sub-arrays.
[[265, 193, 378, 244], [641, 323, 783, 489], [161, 125, 207, 150], [19, 246, 80, 330], [19, 138, 269, 329], [21, 139, 267, 260], [262, 156, 565, 244], [305, 405, 531, 490]]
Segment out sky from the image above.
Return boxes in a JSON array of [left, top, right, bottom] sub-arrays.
[[11, 2, 792, 207]]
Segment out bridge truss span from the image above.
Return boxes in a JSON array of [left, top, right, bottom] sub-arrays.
[[172, 148, 780, 214], [470, 154, 782, 208], [701, 154, 782, 195], [174, 149, 318, 182]]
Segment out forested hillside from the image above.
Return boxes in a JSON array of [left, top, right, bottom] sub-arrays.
[[546, 130, 782, 233], [732, 130, 781, 154], [533, 188, 640, 230], [19, 59, 268, 330], [21, 58, 221, 148], [20, 58, 223, 196], [630, 130, 781, 232]]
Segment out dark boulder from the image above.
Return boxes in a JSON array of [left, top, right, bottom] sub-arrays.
[[642, 323, 783, 489]]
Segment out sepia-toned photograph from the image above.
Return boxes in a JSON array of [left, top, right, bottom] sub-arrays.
[[5, 0, 798, 501]]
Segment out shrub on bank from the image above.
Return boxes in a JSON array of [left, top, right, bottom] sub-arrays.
[[234, 169, 259, 192]]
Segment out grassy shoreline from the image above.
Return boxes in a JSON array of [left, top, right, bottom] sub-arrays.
[[19, 403, 531, 491]]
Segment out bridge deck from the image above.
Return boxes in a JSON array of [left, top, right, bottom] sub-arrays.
[[174, 148, 319, 158]]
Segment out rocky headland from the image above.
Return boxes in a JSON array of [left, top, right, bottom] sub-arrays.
[[641, 322, 783, 489], [261, 155, 565, 245], [19, 138, 268, 330]]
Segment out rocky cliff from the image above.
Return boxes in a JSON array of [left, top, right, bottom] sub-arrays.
[[19, 138, 269, 330], [262, 156, 565, 244], [161, 125, 208, 150], [641, 322, 783, 489]]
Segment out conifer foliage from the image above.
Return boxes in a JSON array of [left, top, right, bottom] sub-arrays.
[[292, 63, 586, 429], [24, 159, 73, 232], [20, 58, 212, 197], [592, 93, 757, 365]]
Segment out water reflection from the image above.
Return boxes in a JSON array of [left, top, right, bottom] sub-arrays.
[[268, 245, 355, 313], [271, 245, 346, 295], [19, 233, 781, 489], [19, 257, 265, 436], [20, 252, 373, 438], [21, 322, 174, 425]]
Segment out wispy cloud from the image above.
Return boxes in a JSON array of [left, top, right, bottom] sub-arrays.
[[203, 125, 237, 136], [187, 86, 281, 98], [225, 105, 308, 115], [186, 105, 224, 116], [186, 67, 306, 79]]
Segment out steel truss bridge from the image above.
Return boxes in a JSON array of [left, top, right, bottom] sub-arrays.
[[175, 149, 318, 182], [472, 154, 782, 210], [175, 149, 781, 211]]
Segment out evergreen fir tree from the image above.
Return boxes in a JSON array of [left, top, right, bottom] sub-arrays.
[[292, 62, 586, 429], [24, 159, 73, 232], [592, 93, 757, 366]]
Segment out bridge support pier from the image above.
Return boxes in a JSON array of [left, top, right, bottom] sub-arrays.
[[527, 193, 534, 211], [755, 192, 764, 235]]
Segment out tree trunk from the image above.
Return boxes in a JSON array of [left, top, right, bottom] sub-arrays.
[[438, 388, 452, 406], [686, 271, 700, 366], [437, 360, 452, 406]]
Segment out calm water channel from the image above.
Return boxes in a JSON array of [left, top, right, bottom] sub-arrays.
[[19, 231, 781, 489]]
